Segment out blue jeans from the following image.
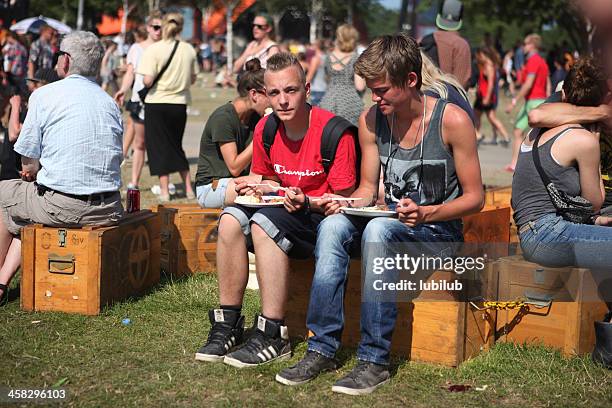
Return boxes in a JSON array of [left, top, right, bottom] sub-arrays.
[[306, 214, 462, 365], [519, 213, 612, 269]]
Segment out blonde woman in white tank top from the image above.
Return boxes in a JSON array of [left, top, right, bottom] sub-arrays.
[[232, 14, 279, 73]]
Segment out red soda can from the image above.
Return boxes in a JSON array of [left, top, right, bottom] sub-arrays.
[[126, 187, 140, 213]]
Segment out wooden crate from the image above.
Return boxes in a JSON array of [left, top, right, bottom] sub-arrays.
[[286, 207, 510, 366], [495, 255, 608, 356], [485, 186, 512, 207], [20, 210, 161, 315], [153, 204, 221, 276]]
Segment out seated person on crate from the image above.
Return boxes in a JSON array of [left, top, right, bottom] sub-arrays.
[[516, 56, 612, 368], [275, 33, 484, 395], [0, 31, 124, 303], [194, 52, 358, 367], [194, 58, 270, 209]]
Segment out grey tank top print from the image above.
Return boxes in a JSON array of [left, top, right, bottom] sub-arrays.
[[375, 98, 461, 206]]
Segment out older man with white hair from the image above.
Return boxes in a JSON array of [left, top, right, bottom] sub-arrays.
[[0, 31, 124, 303]]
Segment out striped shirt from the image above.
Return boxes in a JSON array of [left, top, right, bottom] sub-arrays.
[[15, 75, 123, 194]]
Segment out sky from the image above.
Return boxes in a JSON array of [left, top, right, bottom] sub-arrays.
[[379, 0, 402, 10]]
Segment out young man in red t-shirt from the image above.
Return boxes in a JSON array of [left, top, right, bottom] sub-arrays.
[[194, 52, 358, 367], [505, 33, 551, 171]]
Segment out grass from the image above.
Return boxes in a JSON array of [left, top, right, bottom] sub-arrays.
[[1, 273, 611, 407]]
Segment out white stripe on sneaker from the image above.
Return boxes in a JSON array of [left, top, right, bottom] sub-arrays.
[[268, 346, 278, 358], [262, 349, 272, 360], [257, 352, 267, 362]]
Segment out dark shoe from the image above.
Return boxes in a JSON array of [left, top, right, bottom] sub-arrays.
[[223, 314, 291, 368], [592, 312, 612, 369], [499, 139, 510, 148], [331, 361, 390, 395], [195, 309, 245, 363], [276, 350, 338, 386], [0, 283, 8, 306]]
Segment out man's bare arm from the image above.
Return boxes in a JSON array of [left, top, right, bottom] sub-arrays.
[[421, 105, 485, 222], [528, 103, 612, 128]]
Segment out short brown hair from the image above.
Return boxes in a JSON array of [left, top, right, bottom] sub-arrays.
[[335, 24, 359, 53], [563, 56, 608, 107], [265, 52, 305, 83], [354, 32, 422, 89]]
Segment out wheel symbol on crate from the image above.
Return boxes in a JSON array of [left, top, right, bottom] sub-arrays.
[[197, 222, 218, 264], [121, 226, 151, 289]]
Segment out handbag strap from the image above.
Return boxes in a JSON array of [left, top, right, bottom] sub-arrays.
[[531, 126, 583, 187], [149, 40, 179, 90]]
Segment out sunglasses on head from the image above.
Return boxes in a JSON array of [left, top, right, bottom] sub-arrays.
[[150, 24, 162, 31], [56, 50, 71, 58], [253, 23, 268, 30]]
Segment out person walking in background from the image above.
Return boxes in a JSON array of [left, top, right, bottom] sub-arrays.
[[138, 12, 199, 202], [505, 33, 550, 172], [28, 25, 55, 78], [551, 53, 569, 92], [100, 39, 119, 93], [474, 47, 510, 146], [195, 59, 269, 209], [4, 68, 60, 181], [232, 14, 279, 73], [419, 0, 471, 89], [306, 39, 327, 106], [320, 24, 365, 126], [114, 10, 163, 189]]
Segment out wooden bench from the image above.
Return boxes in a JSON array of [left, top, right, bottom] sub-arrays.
[[285, 207, 511, 366], [494, 255, 608, 356], [20, 210, 160, 315], [153, 204, 221, 277]]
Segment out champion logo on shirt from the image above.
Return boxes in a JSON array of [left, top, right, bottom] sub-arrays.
[[273, 164, 324, 180]]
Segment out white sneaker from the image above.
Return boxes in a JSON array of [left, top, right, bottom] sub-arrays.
[[151, 185, 161, 195], [168, 183, 176, 195]]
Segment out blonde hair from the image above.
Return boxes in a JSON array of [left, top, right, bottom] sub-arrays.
[[335, 24, 359, 53], [420, 51, 468, 102], [162, 12, 183, 40], [525, 33, 542, 50]]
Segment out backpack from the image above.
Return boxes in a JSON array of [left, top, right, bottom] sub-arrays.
[[261, 113, 360, 177], [420, 33, 440, 67]]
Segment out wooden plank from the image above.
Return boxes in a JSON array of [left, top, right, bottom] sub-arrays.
[[19, 224, 38, 311]]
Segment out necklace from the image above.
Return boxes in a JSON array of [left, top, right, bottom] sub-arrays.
[[385, 94, 428, 203]]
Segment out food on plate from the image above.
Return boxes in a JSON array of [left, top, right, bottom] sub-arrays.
[[234, 195, 285, 205]]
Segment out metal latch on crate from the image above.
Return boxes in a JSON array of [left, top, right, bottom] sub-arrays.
[[58, 229, 67, 247], [523, 290, 554, 308], [48, 253, 75, 274]]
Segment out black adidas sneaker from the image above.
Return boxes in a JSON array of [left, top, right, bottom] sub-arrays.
[[195, 309, 245, 362], [223, 314, 291, 368]]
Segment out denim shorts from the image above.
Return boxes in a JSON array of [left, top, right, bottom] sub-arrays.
[[222, 204, 324, 259], [196, 178, 230, 209]]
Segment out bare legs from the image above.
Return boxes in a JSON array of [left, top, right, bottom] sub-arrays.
[[216, 214, 290, 320], [130, 122, 146, 187], [0, 215, 21, 298]]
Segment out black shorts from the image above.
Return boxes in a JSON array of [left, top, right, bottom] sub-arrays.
[[222, 205, 324, 259], [474, 94, 498, 111]]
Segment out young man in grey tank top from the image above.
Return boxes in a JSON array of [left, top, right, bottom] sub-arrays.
[[275, 33, 484, 394]]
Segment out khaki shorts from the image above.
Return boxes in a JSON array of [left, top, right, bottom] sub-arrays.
[[0, 180, 124, 236]]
